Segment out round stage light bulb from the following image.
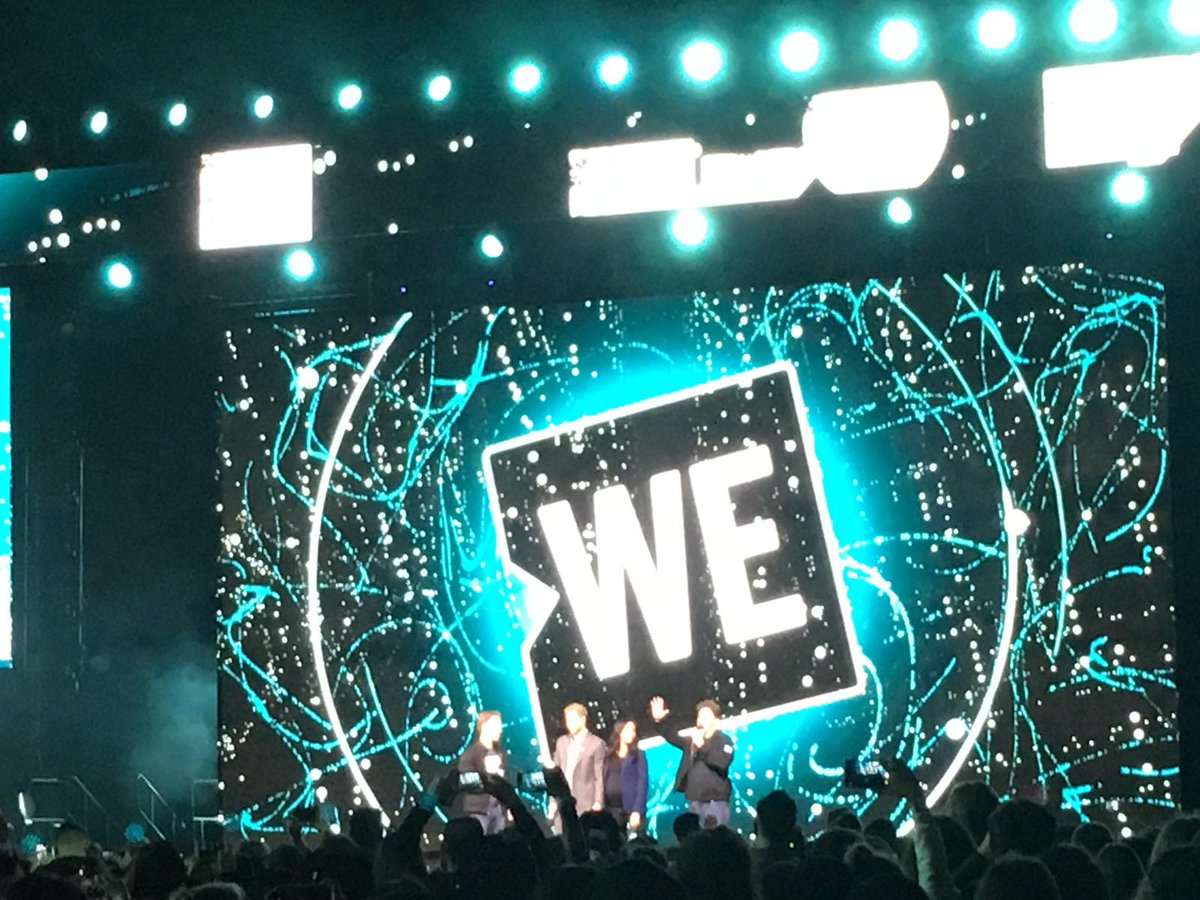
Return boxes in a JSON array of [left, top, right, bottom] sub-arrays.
[[682, 40, 724, 82], [253, 94, 275, 119], [480, 234, 505, 259], [12, 119, 28, 143], [88, 110, 109, 135], [671, 209, 710, 247], [427, 74, 453, 102], [337, 83, 364, 111], [886, 197, 914, 225], [285, 249, 316, 280], [510, 63, 543, 95], [48, 208, 63, 225], [598, 53, 631, 88], [105, 262, 134, 290], [167, 103, 189, 128], [1169, 0, 1200, 36], [1068, 0, 1118, 43], [976, 8, 1018, 50], [1111, 170, 1147, 205], [878, 18, 920, 61], [778, 30, 821, 72], [944, 718, 969, 741], [297, 367, 320, 390], [34, 167, 48, 181]]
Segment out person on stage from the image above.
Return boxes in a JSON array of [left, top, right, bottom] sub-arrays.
[[455, 709, 510, 834], [550, 702, 606, 827], [603, 718, 648, 833], [648, 695, 734, 827]]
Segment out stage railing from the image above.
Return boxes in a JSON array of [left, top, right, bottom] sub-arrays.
[[191, 778, 224, 855], [136, 773, 181, 845]]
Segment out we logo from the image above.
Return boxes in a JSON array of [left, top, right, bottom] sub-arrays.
[[484, 362, 865, 757]]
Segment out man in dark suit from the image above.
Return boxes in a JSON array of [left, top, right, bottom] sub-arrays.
[[649, 695, 734, 827], [551, 702, 606, 829]]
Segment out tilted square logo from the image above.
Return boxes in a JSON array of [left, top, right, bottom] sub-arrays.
[[483, 362, 865, 756]]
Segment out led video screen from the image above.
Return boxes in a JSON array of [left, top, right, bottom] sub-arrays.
[[217, 265, 1176, 834], [0, 288, 10, 669]]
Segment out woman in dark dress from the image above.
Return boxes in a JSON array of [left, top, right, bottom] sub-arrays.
[[603, 718, 648, 833]]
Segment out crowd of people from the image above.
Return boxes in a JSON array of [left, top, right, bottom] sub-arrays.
[[3, 752, 1200, 900], [2, 765, 1199, 900], [1, 699, 1197, 899]]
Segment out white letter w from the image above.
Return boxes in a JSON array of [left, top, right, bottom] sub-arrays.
[[535, 471, 691, 680]]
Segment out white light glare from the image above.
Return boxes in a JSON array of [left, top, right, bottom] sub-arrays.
[[778, 30, 821, 73], [886, 197, 913, 224], [879, 19, 920, 61], [977, 8, 1018, 50], [1170, 0, 1200, 37], [1004, 507, 1032, 536], [944, 718, 969, 741], [670, 209, 710, 247], [337, 84, 364, 111], [88, 111, 109, 135], [1069, 0, 1119, 44], [253, 94, 275, 119], [106, 262, 133, 290], [568, 80, 950, 218], [168, 103, 189, 128], [199, 143, 314, 251], [1043, 54, 1200, 169], [511, 63, 543, 95], [285, 249, 316, 280], [1111, 170, 1148, 205], [480, 234, 505, 258], [12, 119, 28, 143], [598, 54, 631, 87], [427, 75, 453, 102], [682, 40, 724, 82]]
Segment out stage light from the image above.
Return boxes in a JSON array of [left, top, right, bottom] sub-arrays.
[[778, 29, 821, 73], [285, 248, 317, 281], [670, 209, 710, 247], [427, 74, 453, 102], [253, 94, 275, 119], [976, 8, 1018, 50], [886, 196, 914, 224], [11, 119, 28, 143], [105, 261, 134, 290], [1170, 0, 1200, 36], [598, 53, 631, 88], [167, 102, 189, 128], [123, 822, 146, 844], [878, 18, 920, 61], [199, 143, 314, 251], [1043, 55, 1200, 169], [1110, 170, 1147, 205], [88, 110, 109, 136], [1068, 0, 1118, 43], [682, 40, 724, 82], [48, 208, 63, 225], [34, 167, 48, 181], [480, 234, 505, 259], [337, 83, 364, 111], [510, 63, 543, 95]]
